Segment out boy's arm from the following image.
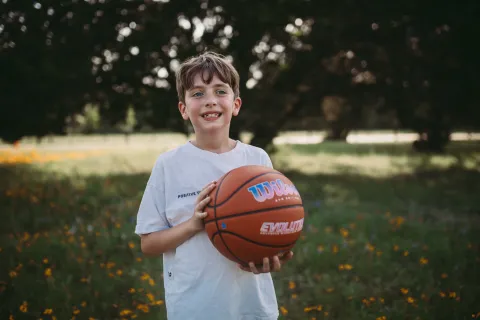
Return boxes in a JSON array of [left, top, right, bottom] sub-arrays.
[[140, 219, 201, 255], [140, 181, 216, 256]]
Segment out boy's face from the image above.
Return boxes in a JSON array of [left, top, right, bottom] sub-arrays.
[[178, 72, 241, 135]]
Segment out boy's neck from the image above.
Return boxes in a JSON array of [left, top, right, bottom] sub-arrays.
[[190, 134, 237, 154]]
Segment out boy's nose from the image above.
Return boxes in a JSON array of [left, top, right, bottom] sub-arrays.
[[205, 95, 218, 107], [205, 101, 217, 107]]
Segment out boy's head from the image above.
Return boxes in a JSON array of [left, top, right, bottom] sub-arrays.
[[175, 51, 240, 103]]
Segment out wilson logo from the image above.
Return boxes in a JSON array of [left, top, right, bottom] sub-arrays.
[[260, 218, 304, 235], [247, 179, 299, 203]]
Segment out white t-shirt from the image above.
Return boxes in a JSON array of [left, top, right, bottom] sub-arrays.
[[135, 140, 279, 320]]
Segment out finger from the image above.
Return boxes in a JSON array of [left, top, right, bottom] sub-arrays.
[[238, 264, 250, 272], [197, 184, 213, 201], [196, 195, 211, 208], [249, 262, 259, 274], [195, 196, 212, 212], [201, 181, 216, 191], [272, 256, 282, 272], [262, 257, 270, 273], [278, 251, 293, 267], [195, 211, 208, 219], [281, 251, 294, 263], [196, 182, 216, 203], [201, 195, 212, 205]]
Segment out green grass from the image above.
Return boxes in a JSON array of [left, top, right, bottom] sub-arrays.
[[1, 141, 479, 320]]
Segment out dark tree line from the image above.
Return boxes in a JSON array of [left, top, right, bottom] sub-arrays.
[[1, 0, 478, 152]]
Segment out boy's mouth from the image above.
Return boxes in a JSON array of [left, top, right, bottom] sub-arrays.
[[202, 112, 222, 120]]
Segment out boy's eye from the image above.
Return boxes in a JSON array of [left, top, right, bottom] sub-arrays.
[[216, 90, 227, 95], [192, 92, 203, 97]]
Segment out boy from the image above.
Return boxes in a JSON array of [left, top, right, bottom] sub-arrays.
[[135, 51, 293, 320]]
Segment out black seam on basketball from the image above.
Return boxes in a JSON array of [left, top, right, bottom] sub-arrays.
[[216, 230, 298, 248], [214, 171, 246, 266], [204, 204, 303, 225], [211, 232, 217, 243], [205, 170, 285, 208], [211, 232, 247, 265]]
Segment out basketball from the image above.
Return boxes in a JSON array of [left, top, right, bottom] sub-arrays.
[[204, 165, 304, 267]]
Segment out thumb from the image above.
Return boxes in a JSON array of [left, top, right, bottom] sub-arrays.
[[196, 211, 208, 219]]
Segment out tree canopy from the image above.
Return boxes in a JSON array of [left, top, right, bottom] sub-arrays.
[[1, 0, 478, 151]]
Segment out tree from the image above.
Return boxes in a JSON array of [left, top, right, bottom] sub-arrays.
[[1, 0, 478, 152]]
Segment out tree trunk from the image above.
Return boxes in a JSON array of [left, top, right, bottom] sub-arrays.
[[249, 95, 308, 151], [229, 120, 241, 142], [412, 125, 450, 153], [324, 124, 349, 141], [321, 95, 351, 141], [249, 125, 279, 151]]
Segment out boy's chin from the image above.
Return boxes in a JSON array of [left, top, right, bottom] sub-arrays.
[[194, 122, 229, 134]]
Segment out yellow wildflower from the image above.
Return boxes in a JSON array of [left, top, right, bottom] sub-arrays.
[[119, 309, 133, 316], [288, 281, 296, 289], [137, 304, 150, 313], [332, 244, 339, 254], [146, 293, 155, 302], [19, 301, 28, 313], [366, 243, 375, 252]]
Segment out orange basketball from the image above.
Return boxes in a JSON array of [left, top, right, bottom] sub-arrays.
[[204, 165, 304, 267]]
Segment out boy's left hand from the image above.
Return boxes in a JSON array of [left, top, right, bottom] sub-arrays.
[[238, 251, 294, 274]]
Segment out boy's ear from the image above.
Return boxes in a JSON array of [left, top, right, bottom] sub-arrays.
[[178, 101, 189, 120], [232, 97, 242, 116]]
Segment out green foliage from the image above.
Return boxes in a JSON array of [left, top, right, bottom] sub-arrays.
[[67, 103, 101, 134], [116, 105, 138, 134], [1, 0, 479, 150]]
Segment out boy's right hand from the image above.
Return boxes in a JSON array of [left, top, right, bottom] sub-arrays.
[[190, 181, 217, 232]]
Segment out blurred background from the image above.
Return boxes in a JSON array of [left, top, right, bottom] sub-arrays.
[[1, 1, 479, 320]]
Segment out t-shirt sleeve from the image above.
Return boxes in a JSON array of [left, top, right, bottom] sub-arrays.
[[134, 160, 170, 236], [261, 150, 274, 169]]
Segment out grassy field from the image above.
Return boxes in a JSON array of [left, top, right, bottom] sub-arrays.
[[1, 140, 479, 320]]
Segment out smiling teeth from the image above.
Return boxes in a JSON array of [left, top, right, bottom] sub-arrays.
[[203, 113, 219, 118]]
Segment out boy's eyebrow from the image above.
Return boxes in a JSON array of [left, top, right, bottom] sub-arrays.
[[188, 83, 229, 90]]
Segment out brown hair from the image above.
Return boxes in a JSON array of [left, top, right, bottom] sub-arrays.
[[175, 51, 240, 103]]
